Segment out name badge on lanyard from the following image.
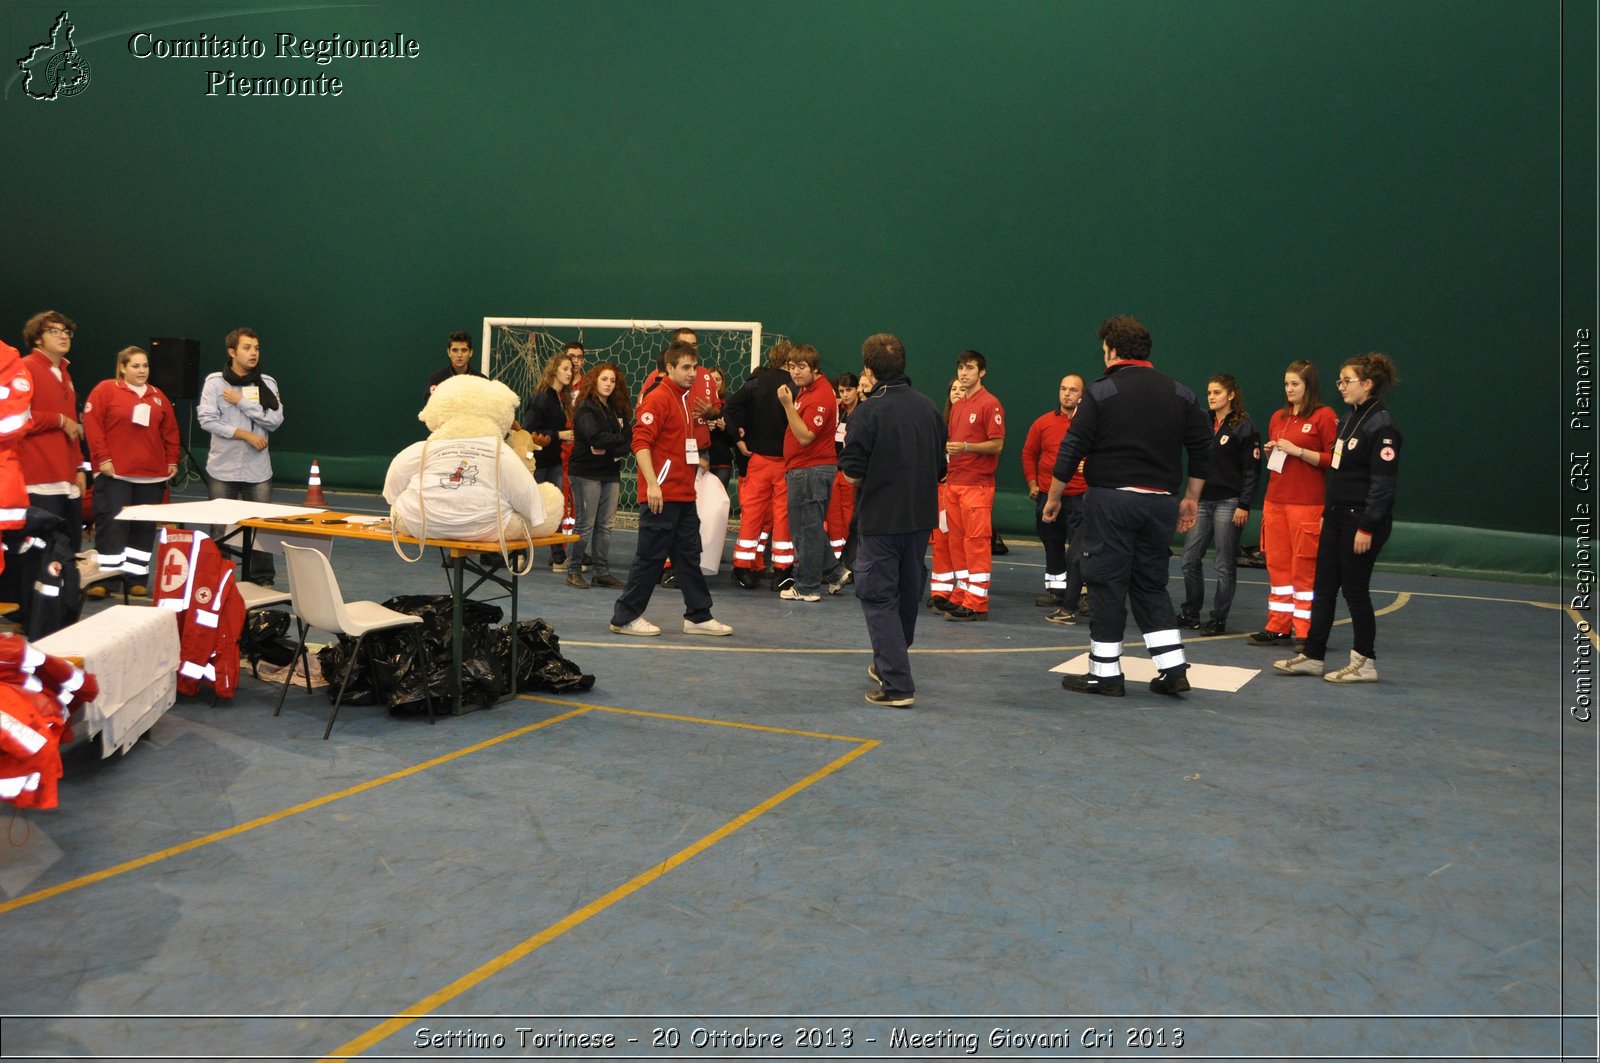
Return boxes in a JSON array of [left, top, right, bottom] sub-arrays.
[[131, 403, 152, 428], [1331, 439, 1343, 470], [685, 438, 699, 464]]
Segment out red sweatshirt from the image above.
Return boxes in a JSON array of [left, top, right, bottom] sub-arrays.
[[19, 351, 81, 486], [632, 375, 710, 503], [83, 379, 182, 478], [1022, 408, 1086, 495]]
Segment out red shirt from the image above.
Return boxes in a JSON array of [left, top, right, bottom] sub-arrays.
[[632, 376, 709, 503], [1022, 408, 1086, 495], [1265, 405, 1337, 506], [83, 379, 182, 478], [945, 386, 1005, 485], [782, 376, 838, 471]]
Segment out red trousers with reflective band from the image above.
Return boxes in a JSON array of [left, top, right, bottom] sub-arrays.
[[734, 454, 791, 570], [1260, 499, 1322, 637], [932, 481, 995, 612]]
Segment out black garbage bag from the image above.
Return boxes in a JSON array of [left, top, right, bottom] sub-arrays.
[[240, 609, 298, 668], [317, 595, 505, 714], [493, 618, 595, 694]]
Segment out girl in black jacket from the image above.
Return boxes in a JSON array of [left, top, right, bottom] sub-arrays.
[[1178, 373, 1261, 635], [566, 362, 632, 588]]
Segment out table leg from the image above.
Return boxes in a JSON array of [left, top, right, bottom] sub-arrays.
[[510, 566, 519, 702], [451, 554, 464, 714]]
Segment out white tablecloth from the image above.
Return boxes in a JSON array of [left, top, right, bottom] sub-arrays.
[[36, 606, 182, 757]]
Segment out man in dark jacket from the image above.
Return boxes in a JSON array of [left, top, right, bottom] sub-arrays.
[[838, 333, 946, 708], [1043, 315, 1211, 699], [721, 341, 796, 589]]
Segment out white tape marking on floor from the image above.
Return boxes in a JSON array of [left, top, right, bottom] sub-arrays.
[[1050, 654, 1259, 692]]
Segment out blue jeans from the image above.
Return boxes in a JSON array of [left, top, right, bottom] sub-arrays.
[[1180, 496, 1241, 622], [785, 464, 845, 595], [205, 474, 275, 582], [569, 477, 619, 577]]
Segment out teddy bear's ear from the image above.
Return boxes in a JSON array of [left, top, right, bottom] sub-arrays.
[[422, 375, 521, 434]]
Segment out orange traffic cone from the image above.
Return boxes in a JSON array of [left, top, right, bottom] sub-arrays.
[[304, 459, 326, 507]]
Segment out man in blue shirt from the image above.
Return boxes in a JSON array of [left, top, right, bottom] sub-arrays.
[[197, 327, 284, 583]]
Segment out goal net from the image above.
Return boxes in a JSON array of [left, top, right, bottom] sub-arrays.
[[481, 317, 789, 508]]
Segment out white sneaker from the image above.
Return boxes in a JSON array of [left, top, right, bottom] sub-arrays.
[[827, 569, 853, 595], [1273, 653, 1324, 676], [780, 586, 822, 602], [609, 616, 661, 637], [683, 618, 734, 637], [1324, 650, 1379, 683]]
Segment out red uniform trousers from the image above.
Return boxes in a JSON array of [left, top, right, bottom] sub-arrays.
[[1260, 499, 1323, 637], [938, 482, 995, 613], [733, 454, 790, 571], [826, 471, 855, 558]]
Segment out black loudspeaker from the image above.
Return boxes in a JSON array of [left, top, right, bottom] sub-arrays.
[[148, 337, 201, 400]]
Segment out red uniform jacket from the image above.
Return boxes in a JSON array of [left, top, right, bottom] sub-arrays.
[[155, 528, 246, 699], [0, 343, 35, 532], [633, 376, 710, 503], [83, 379, 182, 478], [19, 351, 80, 486], [0, 635, 98, 811]]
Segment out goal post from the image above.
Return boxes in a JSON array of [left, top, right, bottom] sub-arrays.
[[480, 316, 786, 508], [480, 317, 775, 401]]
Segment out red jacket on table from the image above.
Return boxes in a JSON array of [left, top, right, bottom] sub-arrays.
[[945, 386, 1005, 485], [0, 343, 35, 530], [83, 379, 182, 478], [782, 376, 838, 471], [0, 635, 98, 811], [632, 375, 710, 503], [1265, 405, 1338, 506], [155, 528, 245, 699], [20, 350, 81, 486], [1022, 408, 1086, 496]]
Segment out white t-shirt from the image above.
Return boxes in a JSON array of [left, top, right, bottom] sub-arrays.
[[383, 436, 546, 542]]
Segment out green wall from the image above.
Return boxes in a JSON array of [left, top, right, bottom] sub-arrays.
[[0, 0, 1581, 574]]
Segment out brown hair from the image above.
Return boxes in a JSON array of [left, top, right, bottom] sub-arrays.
[[1283, 359, 1324, 417], [1341, 352, 1401, 399], [575, 361, 632, 419], [1208, 373, 1249, 430], [22, 310, 75, 350]]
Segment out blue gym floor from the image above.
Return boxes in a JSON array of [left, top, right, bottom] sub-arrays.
[[0, 486, 1592, 1062]]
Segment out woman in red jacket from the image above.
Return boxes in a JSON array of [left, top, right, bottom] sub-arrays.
[[83, 346, 181, 593]]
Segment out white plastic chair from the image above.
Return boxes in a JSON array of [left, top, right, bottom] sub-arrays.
[[273, 543, 435, 739]]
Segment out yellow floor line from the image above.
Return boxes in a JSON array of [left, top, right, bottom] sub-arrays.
[[318, 736, 879, 1062], [0, 708, 592, 918], [519, 695, 869, 744], [1566, 606, 1600, 650]]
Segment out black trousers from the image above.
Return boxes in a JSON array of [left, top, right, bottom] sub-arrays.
[[28, 491, 82, 558], [611, 501, 713, 625], [1078, 487, 1186, 671], [1036, 492, 1085, 604], [1304, 504, 1391, 661], [92, 475, 166, 576]]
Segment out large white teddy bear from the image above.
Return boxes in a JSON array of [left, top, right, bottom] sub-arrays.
[[383, 375, 562, 544]]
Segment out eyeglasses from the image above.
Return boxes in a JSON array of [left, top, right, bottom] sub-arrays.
[[1336, 377, 1361, 386], [43, 326, 73, 338]]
